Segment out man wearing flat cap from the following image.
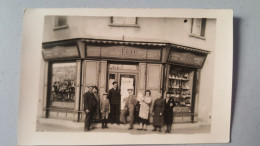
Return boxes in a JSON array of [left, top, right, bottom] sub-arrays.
[[124, 87, 138, 130], [107, 81, 121, 124], [83, 85, 97, 131]]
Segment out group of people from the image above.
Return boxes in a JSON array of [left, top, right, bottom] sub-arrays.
[[83, 81, 176, 133]]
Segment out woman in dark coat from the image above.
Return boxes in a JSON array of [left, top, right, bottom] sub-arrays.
[[164, 92, 176, 133], [152, 93, 164, 132], [92, 86, 100, 125]]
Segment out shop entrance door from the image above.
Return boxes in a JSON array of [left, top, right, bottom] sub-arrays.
[[107, 63, 138, 110]]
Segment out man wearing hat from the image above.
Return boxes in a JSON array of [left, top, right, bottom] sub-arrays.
[[83, 85, 97, 131], [124, 87, 138, 130], [107, 81, 121, 124]]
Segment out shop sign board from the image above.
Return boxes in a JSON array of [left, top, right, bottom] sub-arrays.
[[169, 51, 206, 68], [42, 46, 80, 60], [87, 45, 161, 61]]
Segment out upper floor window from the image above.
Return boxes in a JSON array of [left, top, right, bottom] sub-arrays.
[[53, 16, 68, 30], [109, 16, 139, 28], [190, 18, 206, 39]]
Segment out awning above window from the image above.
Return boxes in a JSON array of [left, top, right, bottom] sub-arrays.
[[83, 39, 167, 47]]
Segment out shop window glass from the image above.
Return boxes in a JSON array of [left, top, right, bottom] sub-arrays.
[[191, 18, 206, 37], [50, 62, 76, 109], [168, 65, 194, 113]]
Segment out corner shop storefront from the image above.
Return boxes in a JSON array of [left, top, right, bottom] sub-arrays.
[[41, 39, 209, 123]]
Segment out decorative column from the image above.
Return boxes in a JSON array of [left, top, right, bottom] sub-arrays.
[[99, 61, 107, 97], [42, 62, 49, 118], [74, 60, 81, 121], [138, 63, 146, 95]]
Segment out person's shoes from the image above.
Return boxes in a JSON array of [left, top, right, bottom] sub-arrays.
[[91, 127, 96, 130], [137, 128, 143, 130], [105, 126, 109, 128], [143, 129, 147, 131], [165, 130, 169, 133], [128, 127, 133, 130], [158, 129, 162, 132], [84, 128, 91, 132], [152, 129, 157, 131], [116, 122, 120, 125]]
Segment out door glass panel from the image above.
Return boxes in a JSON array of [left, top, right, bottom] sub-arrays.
[[120, 74, 135, 110]]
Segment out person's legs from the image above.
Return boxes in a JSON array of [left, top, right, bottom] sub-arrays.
[[152, 125, 157, 131], [101, 118, 105, 128], [115, 104, 120, 124], [169, 124, 172, 133], [158, 126, 162, 132], [138, 122, 143, 129], [143, 124, 147, 131], [129, 109, 134, 129], [85, 112, 91, 130], [105, 112, 109, 128], [165, 124, 171, 133], [89, 112, 94, 129], [101, 114, 105, 129], [110, 104, 116, 123]]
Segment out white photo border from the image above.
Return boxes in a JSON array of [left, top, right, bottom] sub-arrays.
[[18, 8, 233, 145]]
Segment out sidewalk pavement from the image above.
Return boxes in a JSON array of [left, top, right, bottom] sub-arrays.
[[36, 118, 210, 134]]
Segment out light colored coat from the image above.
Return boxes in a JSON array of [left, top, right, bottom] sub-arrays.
[[125, 95, 138, 128], [138, 96, 152, 120]]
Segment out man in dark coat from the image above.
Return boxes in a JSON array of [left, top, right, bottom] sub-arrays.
[[83, 85, 97, 131], [164, 92, 176, 133], [107, 81, 121, 124]]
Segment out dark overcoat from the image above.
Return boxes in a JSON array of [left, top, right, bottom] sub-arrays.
[[107, 88, 121, 105], [93, 93, 100, 120], [152, 98, 164, 126], [164, 97, 176, 125], [83, 92, 97, 113]]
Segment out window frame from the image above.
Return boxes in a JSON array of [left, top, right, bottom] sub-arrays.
[[53, 16, 69, 30], [189, 18, 206, 40], [109, 16, 140, 28]]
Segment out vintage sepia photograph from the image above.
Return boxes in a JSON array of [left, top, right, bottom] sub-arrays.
[[37, 15, 215, 134], [18, 9, 233, 145]]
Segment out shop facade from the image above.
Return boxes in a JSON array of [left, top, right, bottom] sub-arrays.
[[41, 38, 209, 123]]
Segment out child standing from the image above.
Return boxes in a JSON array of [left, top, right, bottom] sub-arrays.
[[100, 92, 110, 128]]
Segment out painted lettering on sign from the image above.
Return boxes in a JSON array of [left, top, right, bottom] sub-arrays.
[[87, 45, 161, 61], [42, 46, 79, 60], [170, 51, 206, 68]]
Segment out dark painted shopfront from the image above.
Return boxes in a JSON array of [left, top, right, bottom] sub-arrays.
[[41, 38, 209, 123]]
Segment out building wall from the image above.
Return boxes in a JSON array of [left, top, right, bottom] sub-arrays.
[[197, 20, 216, 124], [43, 16, 216, 51], [41, 16, 216, 125]]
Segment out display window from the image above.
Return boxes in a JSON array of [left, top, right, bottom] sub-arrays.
[[49, 62, 76, 109], [168, 65, 195, 113]]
